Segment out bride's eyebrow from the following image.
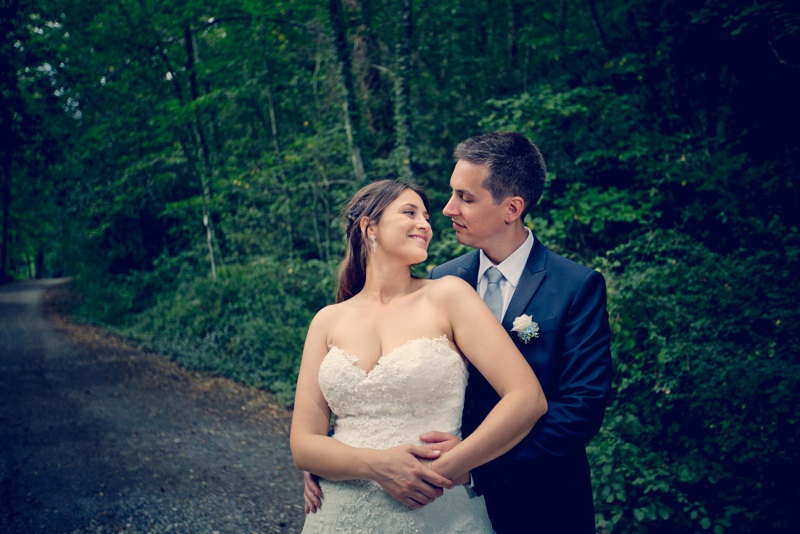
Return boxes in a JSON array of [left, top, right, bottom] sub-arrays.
[[400, 202, 429, 217]]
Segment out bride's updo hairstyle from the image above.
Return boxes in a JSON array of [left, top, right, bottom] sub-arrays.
[[336, 179, 430, 303]]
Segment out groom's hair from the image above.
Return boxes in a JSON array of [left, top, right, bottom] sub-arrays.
[[454, 132, 546, 218]]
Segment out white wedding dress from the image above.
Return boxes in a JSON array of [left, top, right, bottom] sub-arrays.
[[302, 336, 493, 533]]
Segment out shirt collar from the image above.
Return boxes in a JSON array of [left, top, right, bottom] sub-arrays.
[[478, 228, 534, 288]]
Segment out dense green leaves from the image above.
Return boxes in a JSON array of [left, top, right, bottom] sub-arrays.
[[591, 230, 800, 532]]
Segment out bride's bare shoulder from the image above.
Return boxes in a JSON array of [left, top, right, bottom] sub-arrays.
[[424, 275, 475, 301], [305, 301, 358, 350], [308, 301, 347, 330]]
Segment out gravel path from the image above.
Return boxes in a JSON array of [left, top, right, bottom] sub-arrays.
[[0, 279, 305, 533]]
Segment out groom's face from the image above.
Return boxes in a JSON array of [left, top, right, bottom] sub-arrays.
[[443, 160, 509, 251]]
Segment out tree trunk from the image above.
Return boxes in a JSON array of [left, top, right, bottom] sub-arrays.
[[311, 43, 334, 262], [345, 0, 394, 154], [0, 167, 10, 282], [34, 249, 44, 279], [587, 0, 610, 53], [184, 24, 219, 280], [263, 53, 295, 258], [395, 0, 414, 181], [327, 0, 367, 183]]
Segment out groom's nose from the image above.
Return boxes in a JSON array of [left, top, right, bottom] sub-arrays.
[[443, 195, 458, 217]]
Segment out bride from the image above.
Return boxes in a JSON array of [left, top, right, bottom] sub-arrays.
[[290, 179, 547, 532]]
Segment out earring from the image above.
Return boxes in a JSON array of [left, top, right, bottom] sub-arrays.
[[370, 234, 377, 252]]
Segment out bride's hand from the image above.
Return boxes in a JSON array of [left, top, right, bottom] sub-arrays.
[[365, 445, 452, 509], [419, 430, 460, 452]]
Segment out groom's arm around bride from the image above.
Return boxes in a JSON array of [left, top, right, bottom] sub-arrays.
[[423, 131, 612, 534]]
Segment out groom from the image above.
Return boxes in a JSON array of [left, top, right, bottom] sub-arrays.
[[303, 132, 612, 533], [423, 131, 612, 533]]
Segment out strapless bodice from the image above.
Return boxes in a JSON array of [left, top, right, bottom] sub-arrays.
[[318, 336, 468, 449], [304, 335, 492, 533]]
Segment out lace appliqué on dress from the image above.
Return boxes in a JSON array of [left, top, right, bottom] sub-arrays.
[[302, 336, 493, 533]]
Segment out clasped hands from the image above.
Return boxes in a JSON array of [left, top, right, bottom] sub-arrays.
[[303, 431, 464, 513]]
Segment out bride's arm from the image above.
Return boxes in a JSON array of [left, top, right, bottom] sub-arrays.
[[290, 308, 350, 476], [427, 277, 547, 482], [290, 308, 450, 508]]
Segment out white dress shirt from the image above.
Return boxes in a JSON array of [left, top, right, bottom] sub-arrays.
[[477, 228, 534, 321]]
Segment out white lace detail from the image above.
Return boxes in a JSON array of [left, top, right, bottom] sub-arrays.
[[302, 336, 493, 533]]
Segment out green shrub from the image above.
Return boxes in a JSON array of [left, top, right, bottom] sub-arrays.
[[77, 256, 336, 406], [590, 229, 800, 533]]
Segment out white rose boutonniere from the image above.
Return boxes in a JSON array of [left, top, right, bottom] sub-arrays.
[[511, 314, 540, 344]]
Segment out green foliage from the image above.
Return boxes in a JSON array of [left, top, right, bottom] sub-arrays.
[[77, 257, 336, 406], [478, 85, 661, 258], [6, 0, 800, 530], [590, 229, 800, 532]]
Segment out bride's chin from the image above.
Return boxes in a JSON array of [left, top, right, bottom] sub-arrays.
[[401, 256, 428, 268]]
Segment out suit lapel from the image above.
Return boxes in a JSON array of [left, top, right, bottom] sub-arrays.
[[456, 253, 481, 289], [502, 239, 547, 328]]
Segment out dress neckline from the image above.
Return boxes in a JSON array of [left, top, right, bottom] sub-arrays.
[[327, 335, 451, 376]]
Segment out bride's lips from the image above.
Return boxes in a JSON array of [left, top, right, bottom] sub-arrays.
[[409, 234, 429, 245]]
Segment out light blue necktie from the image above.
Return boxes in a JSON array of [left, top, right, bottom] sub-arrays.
[[483, 266, 505, 321]]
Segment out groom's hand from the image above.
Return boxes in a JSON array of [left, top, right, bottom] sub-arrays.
[[419, 431, 470, 486], [367, 445, 451, 509], [303, 471, 322, 514]]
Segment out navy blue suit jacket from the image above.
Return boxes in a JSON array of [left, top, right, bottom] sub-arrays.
[[430, 237, 612, 532]]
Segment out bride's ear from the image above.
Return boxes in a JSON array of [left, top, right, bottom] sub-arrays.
[[359, 216, 373, 238]]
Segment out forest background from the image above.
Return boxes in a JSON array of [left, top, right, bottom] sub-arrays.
[[2, 0, 799, 532]]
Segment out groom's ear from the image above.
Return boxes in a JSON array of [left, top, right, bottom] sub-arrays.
[[503, 196, 525, 224]]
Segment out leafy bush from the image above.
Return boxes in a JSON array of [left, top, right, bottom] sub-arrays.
[[76, 256, 337, 406], [590, 229, 800, 533]]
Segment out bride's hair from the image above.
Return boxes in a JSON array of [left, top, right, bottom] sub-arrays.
[[336, 179, 430, 303]]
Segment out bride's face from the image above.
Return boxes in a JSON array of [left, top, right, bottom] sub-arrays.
[[372, 190, 432, 264]]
